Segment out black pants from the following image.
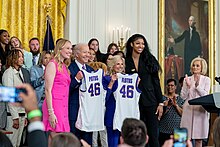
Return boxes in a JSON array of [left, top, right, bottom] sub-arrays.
[[69, 120, 93, 145], [159, 132, 171, 147], [139, 104, 159, 147]]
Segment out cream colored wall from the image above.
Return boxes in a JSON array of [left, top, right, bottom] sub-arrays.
[[64, 0, 158, 57], [64, 0, 220, 77]]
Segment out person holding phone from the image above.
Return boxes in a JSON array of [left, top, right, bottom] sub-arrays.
[[162, 137, 193, 147], [180, 57, 210, 147], [2, 49, 30, 147]]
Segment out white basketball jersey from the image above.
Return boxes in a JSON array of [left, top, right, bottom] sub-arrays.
[[75, 69, 106, 132], [113, 73, 141, 131]]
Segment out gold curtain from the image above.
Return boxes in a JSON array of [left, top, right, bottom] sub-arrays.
[[0, 0, 67, 51]]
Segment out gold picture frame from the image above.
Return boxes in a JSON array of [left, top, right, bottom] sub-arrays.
[[158, 0, 215, 93]]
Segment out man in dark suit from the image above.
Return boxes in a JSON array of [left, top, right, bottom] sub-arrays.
[[168, 16, 202, 75], [68, 43, 94, 145]]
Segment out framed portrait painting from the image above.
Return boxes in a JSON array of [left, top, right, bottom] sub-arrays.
[[158, 0, 215, 93]]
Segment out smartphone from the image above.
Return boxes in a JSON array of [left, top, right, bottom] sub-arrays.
[[173, 128, 188, 147], [0, 86, 26, 103]]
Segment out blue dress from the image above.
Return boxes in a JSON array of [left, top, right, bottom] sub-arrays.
[[103, 76, 120, 147]]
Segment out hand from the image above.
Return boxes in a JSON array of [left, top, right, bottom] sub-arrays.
[[108, 74, 118, 89], [162, 138, 193, 147], [75, 71, 83, 81], [41, 75, 45, 80], [162, 138, 173, 147], [155, 105, 163, 120], [16, 84, 38, 113], [80, 139, 91, 147], [137, 77, 141, 85], [186, 139, 193, 147], [194, 75, 200, 87], [172, 96, 177, 107], [185, 74, 191, 88], [164, 100, 168, 106], [49, 113, 58, 129], [168, 36, 174, 43], [13, 118, 19, 129], [167, 99, 173, 107], [111, 73, 118, 82], [24, 118, 28, 127]]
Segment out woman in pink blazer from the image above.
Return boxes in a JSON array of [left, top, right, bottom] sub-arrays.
[[180, 57, 210, 147]]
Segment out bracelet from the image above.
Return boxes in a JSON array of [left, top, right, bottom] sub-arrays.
[[159, 103, 164, 106], [27, 109, 42, 120], [48, 111, 54, 115]]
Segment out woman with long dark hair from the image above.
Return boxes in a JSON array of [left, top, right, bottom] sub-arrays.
[[125, 34, 163, 147], [0, 29, 10, 67], [88, 38, 106, 63]]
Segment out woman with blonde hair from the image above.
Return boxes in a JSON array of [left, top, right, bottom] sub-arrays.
[[103, 55, 125, 147], [10, 36, 33, 70], [181, 57, 210, 147], [42, 39, 72, 134]]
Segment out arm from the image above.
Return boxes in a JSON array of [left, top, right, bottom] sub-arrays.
[[103, 75, 116, 102], [174, 105, 183, 116], [45, 62, 55, 111], [195, 76, 210, 96], [174, 30, 187, 44], [30, 67, 44, 88], [173, 97, 183, 116], [44, 62, 57, 128], [180, 79, 190, 100], [152, 72, 163, 104], [69, 64, 82, 90], [2, 69, 20, 128], [2, 69, 14, 87], [152, 72, 164, 120], [17, 83, 47, 147]]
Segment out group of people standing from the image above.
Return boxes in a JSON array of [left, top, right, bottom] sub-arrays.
[[0, 27, 212, 147]]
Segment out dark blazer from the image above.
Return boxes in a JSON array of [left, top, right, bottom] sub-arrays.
[[68, 60, 94, 124], [21, 67, 31, 84], [125, 55, 163, 107]]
